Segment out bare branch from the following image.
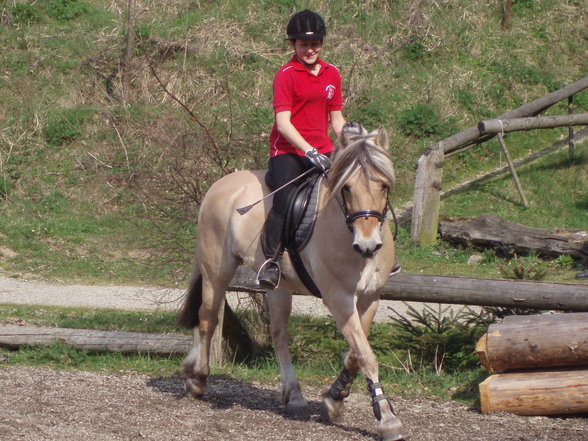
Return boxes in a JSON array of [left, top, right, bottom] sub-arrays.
[[146, 58, 220, 154]]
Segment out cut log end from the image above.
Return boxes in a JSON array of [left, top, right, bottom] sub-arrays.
[[480, 313, 588, 372], [475, 333, 492, 372]]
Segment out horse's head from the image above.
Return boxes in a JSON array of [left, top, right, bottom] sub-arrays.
[[328, 123, 395, 258]]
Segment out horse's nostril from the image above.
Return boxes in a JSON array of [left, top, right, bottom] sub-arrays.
[[353, 244, 361, 253], [375, 243, 382, 251]]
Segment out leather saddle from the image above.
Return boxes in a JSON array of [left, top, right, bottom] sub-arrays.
[[262, 172, 323, 297], [284, 173, 322, 252]]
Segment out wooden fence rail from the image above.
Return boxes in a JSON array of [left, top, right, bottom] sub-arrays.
[[230, 267, 588, 312], [411, 76, 588, 245], [479, 113, 588, 134], [0, 326, 192, 354]]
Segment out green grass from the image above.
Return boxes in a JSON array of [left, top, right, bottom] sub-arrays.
[[214, 359, 487, 406], [0, 197, 173, 284], [440, 147, 588, 230], [0, 0, 586, 287], [3, 342, 184, 375], [0, 304, 186, 333]]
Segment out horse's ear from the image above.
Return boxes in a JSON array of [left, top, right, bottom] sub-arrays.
[[338, 122, 365, 149], [374, 127, 389, 148], [338, 130, 353, 149]]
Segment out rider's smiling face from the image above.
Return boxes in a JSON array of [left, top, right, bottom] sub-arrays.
[[292, 39, 322, 65]]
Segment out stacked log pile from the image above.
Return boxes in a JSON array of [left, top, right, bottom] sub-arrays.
[[476, 312, 588, 416]]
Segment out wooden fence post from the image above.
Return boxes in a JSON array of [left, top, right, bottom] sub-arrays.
[[501, 0, 513, 31], [569, 96, 575, 158], [411, 145, 444, 245]]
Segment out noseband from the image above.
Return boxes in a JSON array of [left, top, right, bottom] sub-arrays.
[[342, 203, 388, 232], [339, 189, 398, 240]]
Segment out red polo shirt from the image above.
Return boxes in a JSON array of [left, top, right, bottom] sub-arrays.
[[269, 56, 343, 157]]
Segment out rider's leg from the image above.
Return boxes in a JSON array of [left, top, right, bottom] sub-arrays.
[[257, 208, 285, 288], [257, 154, 308, 289]]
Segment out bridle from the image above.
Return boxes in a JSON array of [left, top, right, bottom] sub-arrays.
[[340, 195, 388, 232], [338, 186, 398, 241]]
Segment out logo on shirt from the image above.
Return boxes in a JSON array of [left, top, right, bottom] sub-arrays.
[[325, 85, 336, 100]]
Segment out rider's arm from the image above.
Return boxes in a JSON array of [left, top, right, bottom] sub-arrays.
[[275, 111, 314, 155], [329, 110, 346, 139]]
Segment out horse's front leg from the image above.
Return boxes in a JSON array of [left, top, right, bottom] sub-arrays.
[[320, 295, 379, 423], [319, 352, 358, 422], [326, 296, 407, 441], [266, 288, 309, 417]]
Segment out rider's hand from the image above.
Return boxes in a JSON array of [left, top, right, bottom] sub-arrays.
[[305, 148, 331, 173]]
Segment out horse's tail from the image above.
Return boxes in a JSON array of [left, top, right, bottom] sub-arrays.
[[178, 249, 203, 329]]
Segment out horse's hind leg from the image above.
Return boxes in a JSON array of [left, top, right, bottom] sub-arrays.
[[266, 289, 309, 417], [183, 262, 237, 398]]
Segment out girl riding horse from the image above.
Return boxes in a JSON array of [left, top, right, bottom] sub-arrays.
[[179, 121, 408, 441], [258, 9, 346, 289]]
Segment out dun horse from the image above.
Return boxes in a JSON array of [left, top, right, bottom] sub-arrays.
[[179, 123, 407, 441]]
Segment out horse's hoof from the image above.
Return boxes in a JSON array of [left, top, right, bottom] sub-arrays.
[[319, 387, 344, 423], [379, 416, 408, 441], [285, 397, 310, 419], [184, 376, 207, 398]]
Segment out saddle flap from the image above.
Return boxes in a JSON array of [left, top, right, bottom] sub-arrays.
[[284, 173, 321, 251]]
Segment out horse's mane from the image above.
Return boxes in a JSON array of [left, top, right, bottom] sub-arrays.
[[326, 124, 395, 198]]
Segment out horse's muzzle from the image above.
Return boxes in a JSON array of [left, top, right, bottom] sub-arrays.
[[351, 217, 383, 258], [353, 242, 382, 258]]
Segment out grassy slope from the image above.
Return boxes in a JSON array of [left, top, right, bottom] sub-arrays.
[[0, 0, 586, 285]]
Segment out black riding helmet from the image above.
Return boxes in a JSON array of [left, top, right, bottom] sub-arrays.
[[286, 10, 327, 41]]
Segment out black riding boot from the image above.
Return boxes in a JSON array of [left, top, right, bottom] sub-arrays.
[[257, 209, 285, 289]]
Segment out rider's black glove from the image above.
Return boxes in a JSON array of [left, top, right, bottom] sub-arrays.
[[305, 148, 331, 173]]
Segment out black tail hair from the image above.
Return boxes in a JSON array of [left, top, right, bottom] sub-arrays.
[[177, 274, 203, 329]]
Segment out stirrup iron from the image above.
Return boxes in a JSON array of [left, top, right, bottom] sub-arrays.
[[255, 258, 282, 287]]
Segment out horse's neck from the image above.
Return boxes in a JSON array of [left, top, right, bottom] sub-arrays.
[[317, 185, 347, 233], [315, 189, 358, 258]]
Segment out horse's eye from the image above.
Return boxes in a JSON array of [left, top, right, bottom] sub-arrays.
[[381, 183, 389, 192], [342, 184, 351, 193]]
